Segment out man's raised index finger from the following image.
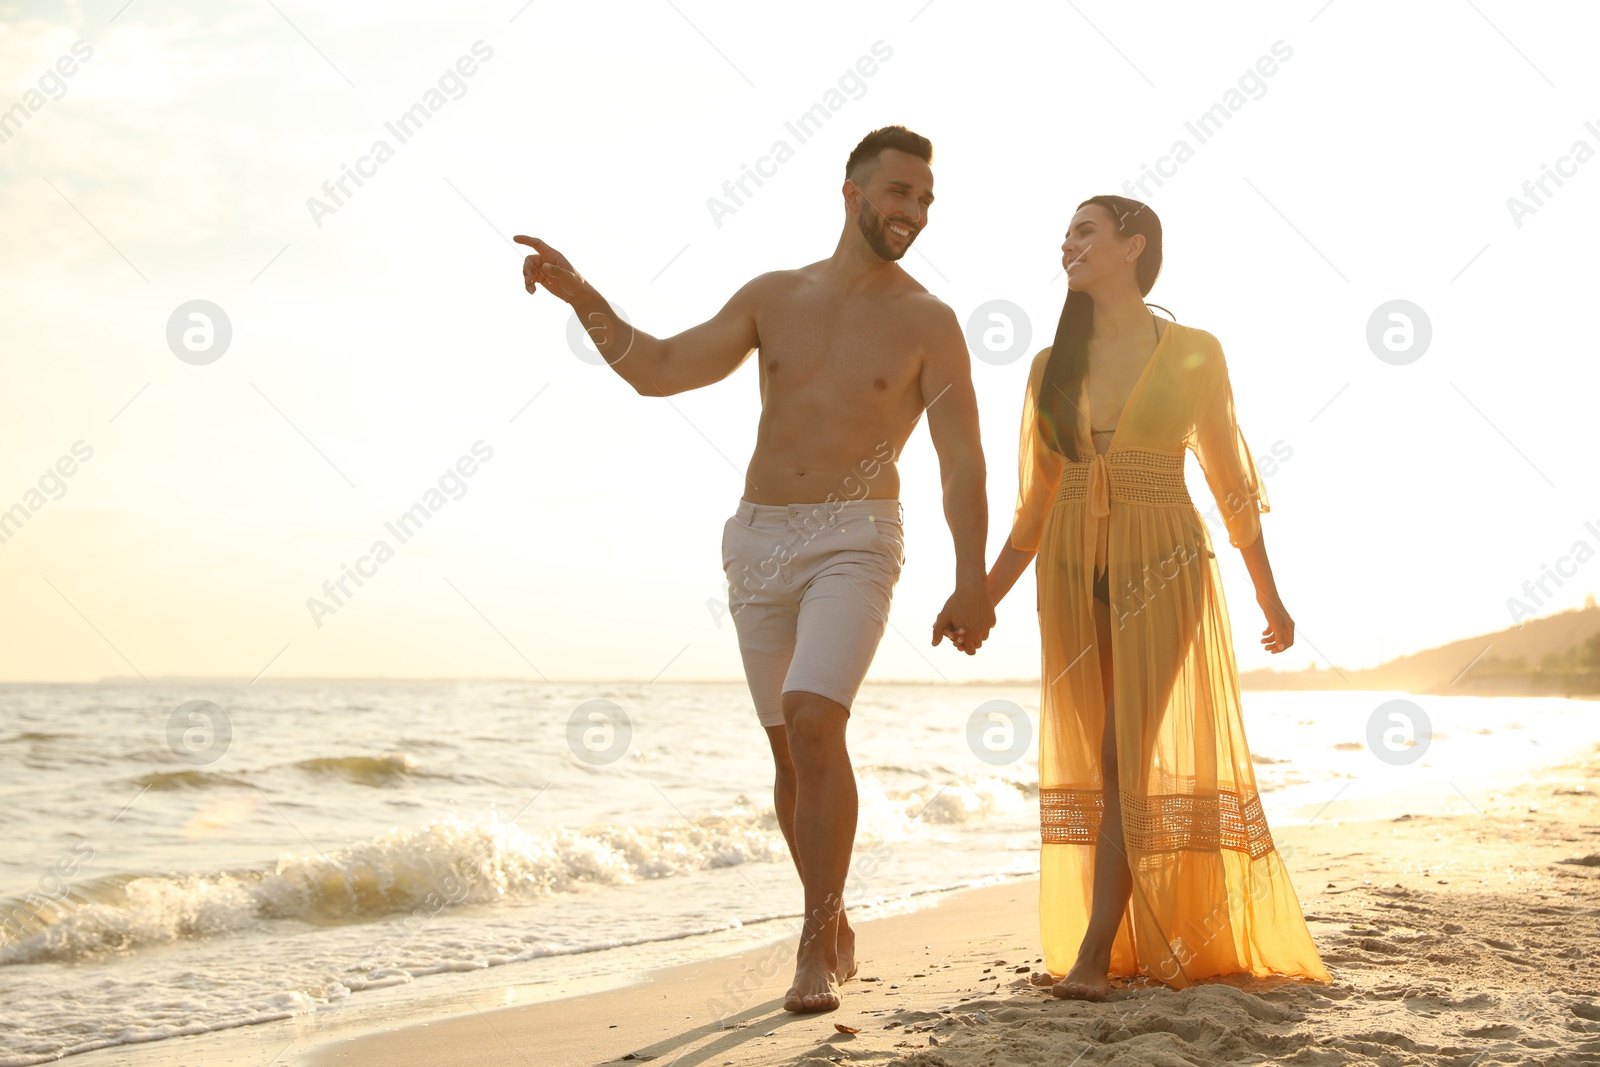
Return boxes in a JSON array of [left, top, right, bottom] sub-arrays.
[[512, 234, 541, 249]]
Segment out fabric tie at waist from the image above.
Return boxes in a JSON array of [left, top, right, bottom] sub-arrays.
[[1087, 452, 1110, 581]]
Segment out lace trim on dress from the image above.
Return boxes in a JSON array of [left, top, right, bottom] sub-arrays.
[[1040, 786, 1277, 859], [1053, 448, 1193, 508]]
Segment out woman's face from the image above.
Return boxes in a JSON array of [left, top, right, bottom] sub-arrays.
[[1061, 203, 1139, 291]]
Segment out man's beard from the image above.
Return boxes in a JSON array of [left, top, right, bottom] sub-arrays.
[[857, 206, 912, 262]]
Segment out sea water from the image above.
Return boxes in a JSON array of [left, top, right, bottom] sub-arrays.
[[0, 680, 1593, 1064]]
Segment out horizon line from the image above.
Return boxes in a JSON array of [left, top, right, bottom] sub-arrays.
[[0, 675, 1050, 687]]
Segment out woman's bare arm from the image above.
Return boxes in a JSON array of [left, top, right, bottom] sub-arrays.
[[986, 541, 1037, 608], [1238, 529, 1293, 654], [945, 540, 1036, 651]]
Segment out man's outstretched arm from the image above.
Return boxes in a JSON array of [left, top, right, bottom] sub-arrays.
[[514, 235, 763, 396], [919, 301, 993, 654]]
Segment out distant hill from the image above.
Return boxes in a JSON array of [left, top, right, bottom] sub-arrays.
[[1241, 602, 1600, 698]]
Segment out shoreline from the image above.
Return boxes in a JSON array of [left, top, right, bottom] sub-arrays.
[[309, 881, 1043, 1067], [50, 877, 1041, 1067], [303, 748, 1600, 1067], [59, 745, 1600, 1067]]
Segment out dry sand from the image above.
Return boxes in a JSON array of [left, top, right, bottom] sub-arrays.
[[71, 749, 1600, 1067]]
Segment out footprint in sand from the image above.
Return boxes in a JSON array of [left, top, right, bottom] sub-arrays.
[[1403, 992, 1496, 1013]]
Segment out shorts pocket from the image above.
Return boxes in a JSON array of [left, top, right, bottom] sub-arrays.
[[872, 517, 906, 567], [721, 516, 737, 570]]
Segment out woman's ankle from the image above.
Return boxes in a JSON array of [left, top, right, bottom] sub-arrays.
[[1071, 941, 1113, 974]]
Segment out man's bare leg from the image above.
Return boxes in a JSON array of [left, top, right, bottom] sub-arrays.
[[1053, 595, 1133, 1001], [764, 725, 856, 985], [777, 691, 857, 1012]]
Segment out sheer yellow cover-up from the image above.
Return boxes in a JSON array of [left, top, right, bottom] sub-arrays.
[[1009, 320, 1328, 987]]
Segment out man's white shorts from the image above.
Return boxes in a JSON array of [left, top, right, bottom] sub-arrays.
[[720, 497, 906, 727]]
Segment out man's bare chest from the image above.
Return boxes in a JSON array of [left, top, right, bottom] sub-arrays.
[[755, 296, 924, 396]]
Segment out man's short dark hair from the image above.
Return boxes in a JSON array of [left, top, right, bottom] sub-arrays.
[[845, 126, 933, 184]]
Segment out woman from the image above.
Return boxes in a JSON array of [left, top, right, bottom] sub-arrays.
[[971, 195, 1328, 999]]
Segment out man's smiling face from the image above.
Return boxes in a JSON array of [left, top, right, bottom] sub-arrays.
[[847, 147, 933, 262]]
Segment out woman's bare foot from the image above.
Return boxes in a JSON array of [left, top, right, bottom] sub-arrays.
[[1050, 956, 1111, 1001], [784, 954, 841, 1013]]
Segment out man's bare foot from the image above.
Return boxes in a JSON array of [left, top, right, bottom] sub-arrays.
[[784, 956, 841, 1013], [1050, 956, 1111, 1001], [835, 916, 857, 984]]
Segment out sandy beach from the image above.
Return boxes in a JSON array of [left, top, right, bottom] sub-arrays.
[[58, 741, 1597, 1067]]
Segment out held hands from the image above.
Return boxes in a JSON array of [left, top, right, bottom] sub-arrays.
[[512, 235, 590, 304], [931, 584, 996, 656], [1257, 591, 1294, 654]]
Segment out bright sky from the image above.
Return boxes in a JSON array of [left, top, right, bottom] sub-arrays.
[[1, 0, 1595, 684]]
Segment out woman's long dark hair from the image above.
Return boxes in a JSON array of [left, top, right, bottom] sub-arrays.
[[1038, 195, 1166, 459]]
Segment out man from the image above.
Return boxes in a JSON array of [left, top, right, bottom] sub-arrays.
[[514, 125, 992, 1013]]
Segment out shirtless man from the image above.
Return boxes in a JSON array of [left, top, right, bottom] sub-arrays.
[[514, 125, 993, 1013]]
